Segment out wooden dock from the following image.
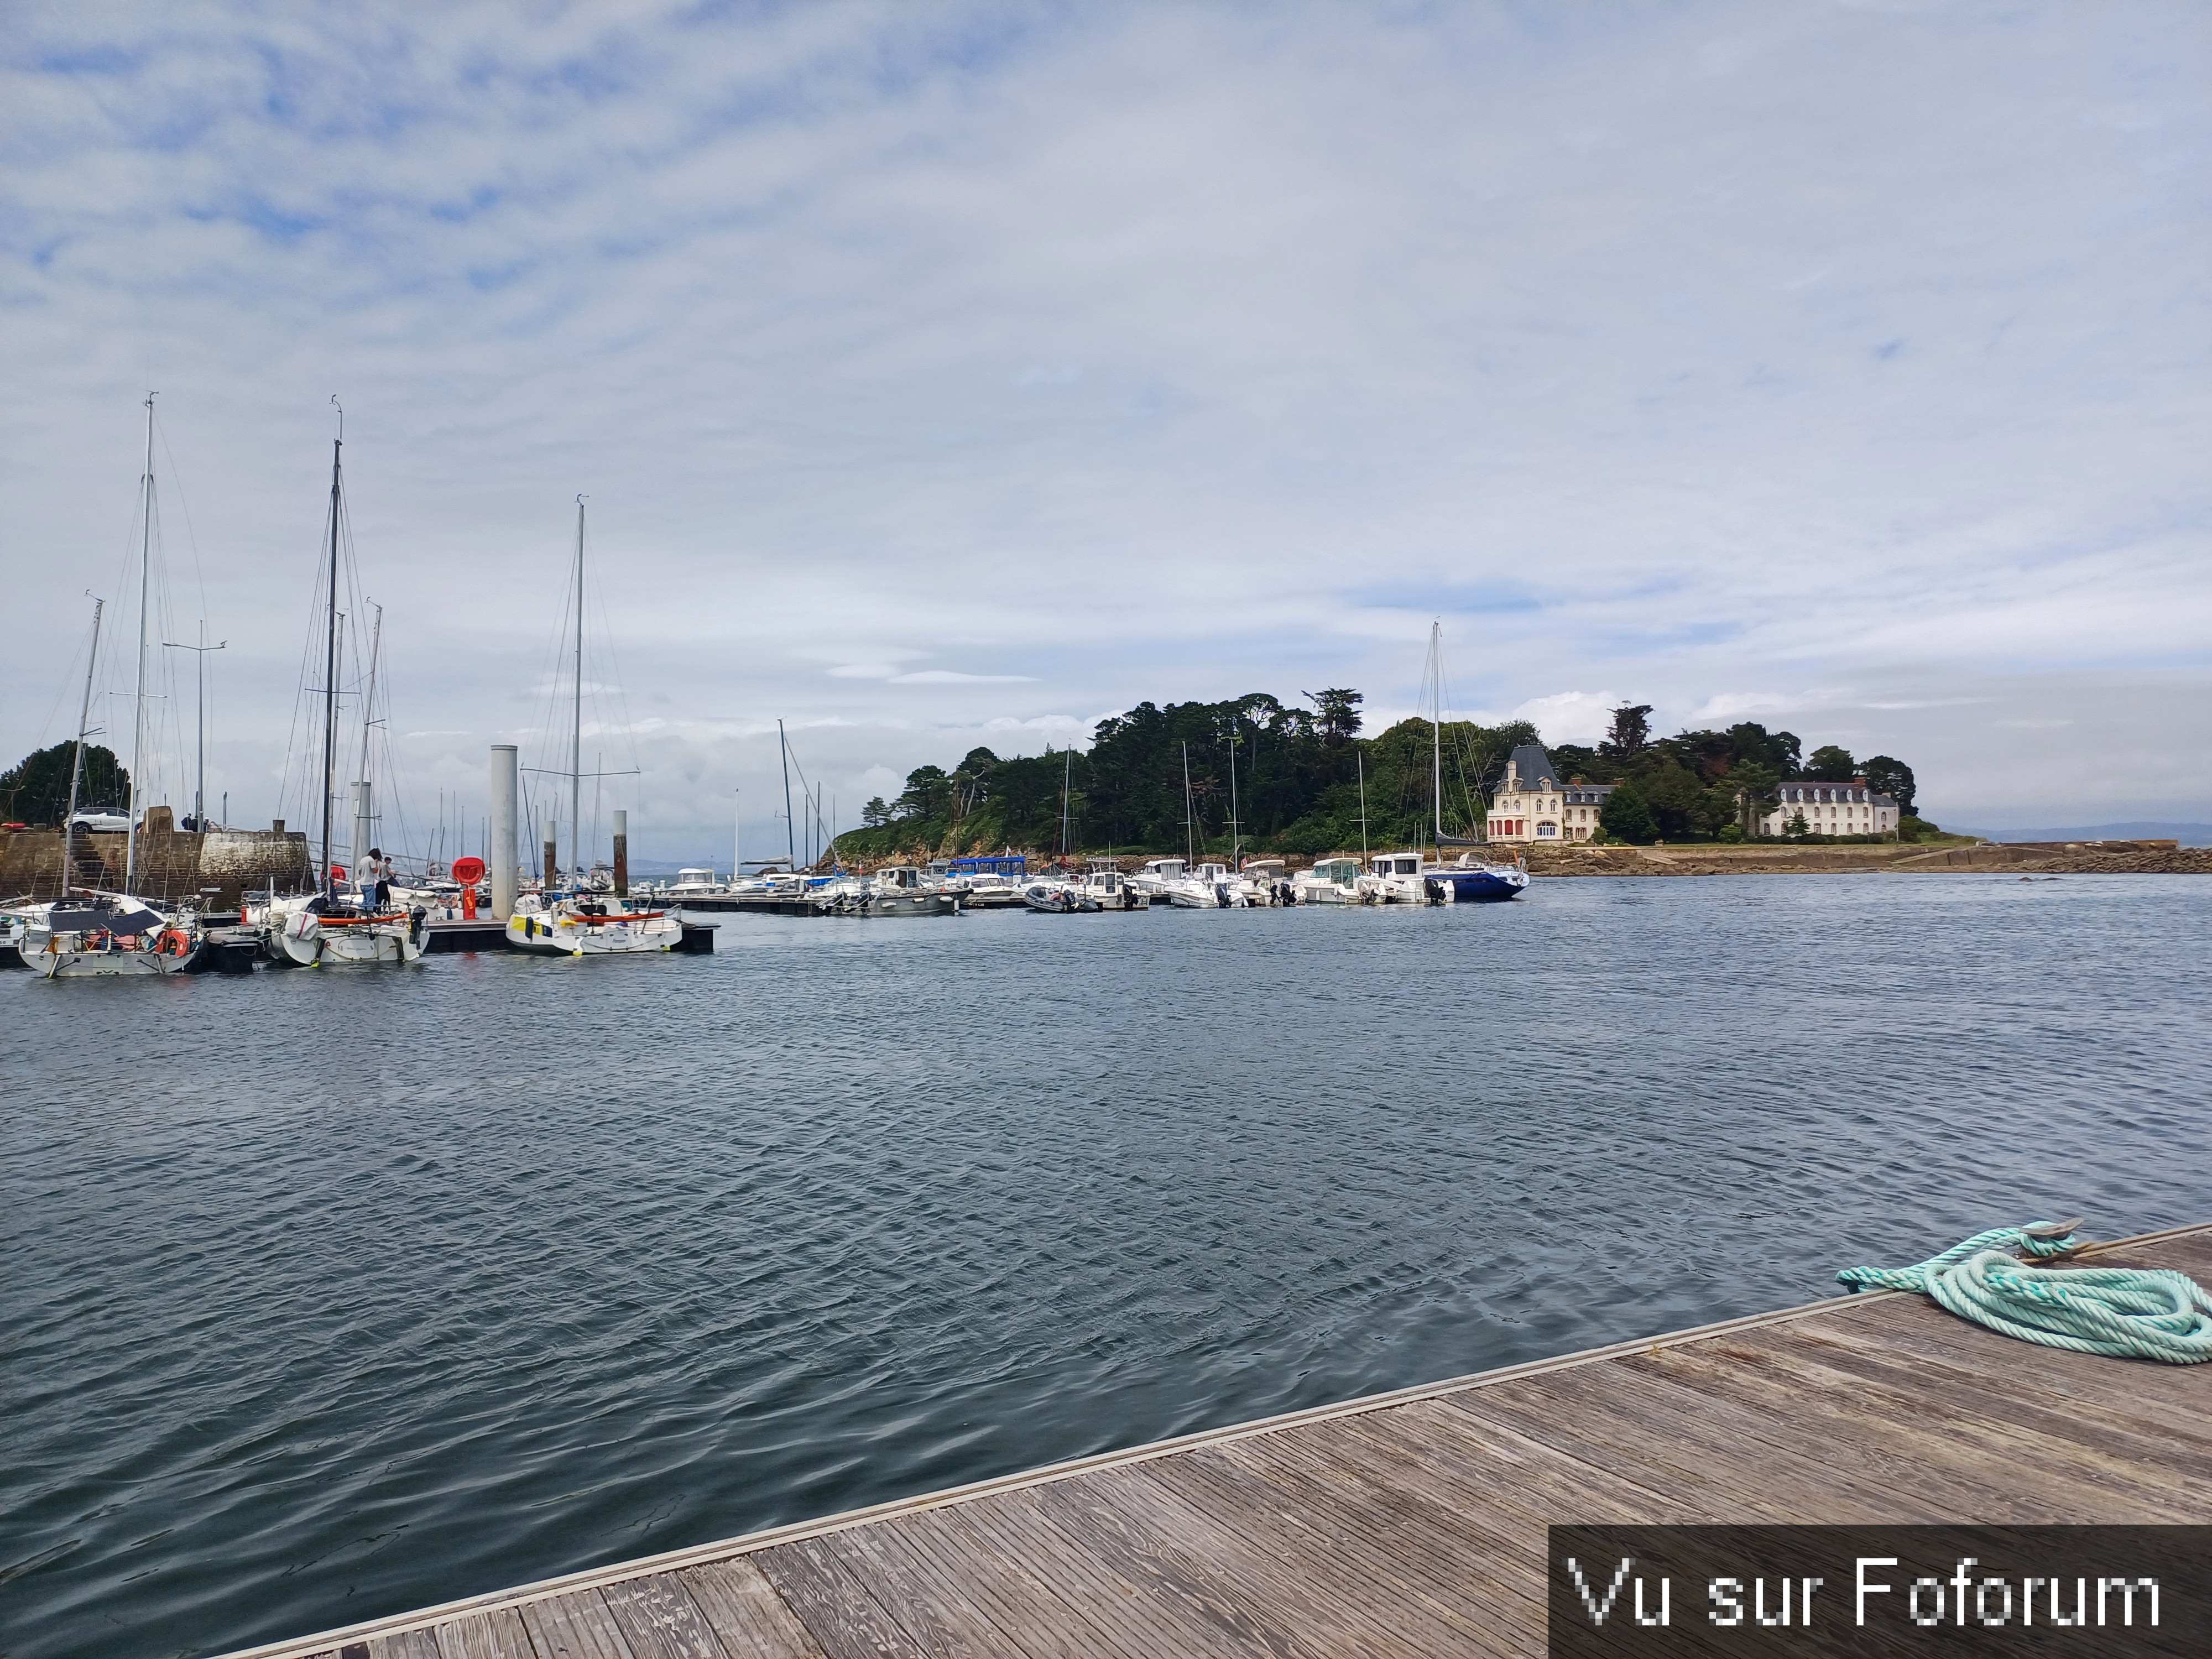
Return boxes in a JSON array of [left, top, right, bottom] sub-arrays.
[[216, 1222, 2212, 1659]]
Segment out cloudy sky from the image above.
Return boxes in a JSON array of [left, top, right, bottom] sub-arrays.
[[5, 1, 2206, 859]]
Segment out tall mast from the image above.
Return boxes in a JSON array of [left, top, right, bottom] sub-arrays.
[[570, 497, 585, 888], [126, 394, 155, 893], [1227, 719, 1240, 868], [1061, 749, 1071, 857], [1181, 742, 1195, 865], [63, 595, 104, 894], [779, 719, 796, 869], [321, 408, 343, 900], [1430, 622, 1443, 847], [1358, 749, 1369, 860], [358, 601, 383, 815]]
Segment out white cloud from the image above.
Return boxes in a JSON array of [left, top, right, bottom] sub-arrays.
[[1511, 692, 1626, 748], [2, 1, 2206, 854]]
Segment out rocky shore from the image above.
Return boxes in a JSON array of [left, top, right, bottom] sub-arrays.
[[1525, 839, 2211, 878]]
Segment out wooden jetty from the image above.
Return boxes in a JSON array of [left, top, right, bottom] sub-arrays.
[[216, 1222, 2211, 1659]]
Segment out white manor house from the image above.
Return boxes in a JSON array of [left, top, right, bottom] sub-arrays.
[[1484, 745, 1614, 844], [1755, 779, 1900, 837]]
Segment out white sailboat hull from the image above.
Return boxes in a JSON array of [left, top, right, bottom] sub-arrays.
[[506, 908, 683, 954]]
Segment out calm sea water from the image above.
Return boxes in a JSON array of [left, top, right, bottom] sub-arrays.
[[5, 874, 2209, 1658]]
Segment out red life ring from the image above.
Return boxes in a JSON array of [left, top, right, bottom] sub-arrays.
[[158, 928, 191, 957]]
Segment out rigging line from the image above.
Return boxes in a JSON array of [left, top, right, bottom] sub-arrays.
[[153, 410, 211, 632]]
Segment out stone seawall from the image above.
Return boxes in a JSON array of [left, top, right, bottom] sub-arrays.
[[0, 820, 313, 906]]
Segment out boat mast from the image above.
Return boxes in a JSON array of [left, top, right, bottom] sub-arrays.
[[1227, 719, 1240, 869], [1430, 620, 1443, 852], [62, 594, 104, 894], [358, 602, 383, 862], [1358, 749, 1369, 860], [1060, 748, 1072, 857], [570, 498, 586, 890], [126, 394, 155, 894], [778, 719, 796, 870], [1181, 742, 1195, 865], [321, 406, 343, 900]]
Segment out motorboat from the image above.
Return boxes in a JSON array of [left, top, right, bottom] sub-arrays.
[[1421, 850, 1531, 902], [1164, 864, 1235, 907], [1360, 852, 1442, 904], [1080, 865, 1150, 910], [1236, 858, 1294, 906], [1022, 876, 1100, 912], [506, 889, 681, 955], [666, 868, 729, 899], [1128, 857, 1188, 901], [1291, 857, 1364, 904]]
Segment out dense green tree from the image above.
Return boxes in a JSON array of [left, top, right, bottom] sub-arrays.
[[894, 765, 954, 821], [1601, 703, 1653, 760], [1640, 763, 1706, 839], [1861, 755, 1917, 814], [861, 797, 891, 828], [1804, 744, 1856, 781], [0, 742, 131, 826], [1599, 782, 1658, 844], [1303, 688, 1364, 745]]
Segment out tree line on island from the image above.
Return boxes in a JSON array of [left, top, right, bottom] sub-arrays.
[[832, 693, 1938, 863]]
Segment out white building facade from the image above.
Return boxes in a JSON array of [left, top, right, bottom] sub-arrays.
[[1486, 744, 1615, 844], [1756, 779, 1900, 838]]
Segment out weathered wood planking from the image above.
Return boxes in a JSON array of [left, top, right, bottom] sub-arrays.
[[239, 1223, 2212, 1659]]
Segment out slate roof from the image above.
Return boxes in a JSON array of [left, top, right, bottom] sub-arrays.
[[1500, 744, 1558, 792]]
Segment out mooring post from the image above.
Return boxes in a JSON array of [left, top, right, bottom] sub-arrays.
[[489, 745, 518, 921], [612, 808, 628, 899]]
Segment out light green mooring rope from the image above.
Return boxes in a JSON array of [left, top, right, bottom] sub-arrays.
[[1837, 1219, 2212, 1364]]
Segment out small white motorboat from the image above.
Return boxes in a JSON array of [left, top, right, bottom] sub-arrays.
[[1291, 857, 1364, 904]]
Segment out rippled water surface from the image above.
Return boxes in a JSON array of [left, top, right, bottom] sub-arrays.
[[6, 874, 2209, 1658]]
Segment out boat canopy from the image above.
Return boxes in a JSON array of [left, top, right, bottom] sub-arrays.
[[948, 855, 1026, 875], [45, 901, 166, 936]]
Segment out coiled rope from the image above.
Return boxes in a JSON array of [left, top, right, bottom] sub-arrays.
[[1837, 1219, 2212, 1364]]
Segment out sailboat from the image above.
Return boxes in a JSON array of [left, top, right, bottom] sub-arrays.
[[505, 499, 681, 957], [27, 399, 211, 977], [255, 411, 426, 965], [1414, 620, 1529, 903]]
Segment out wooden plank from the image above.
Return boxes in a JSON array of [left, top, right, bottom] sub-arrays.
[[677, 1560, 827, 1659], [1627, 1334, 2211, 1520], [599, 1574, 731, 1659], [1028, 1462, 1398, 1659], [807, 1521, 1027, 1657], [1662, 1320, 2212, 1483], [367, 1632, 440, 1659], [754, 1535, 933, 1659], [1443, 1368, 1949, 1524], [954, 1486, 1277, 1659], [1106, 1451, 1504, 1659], [865, 1506, 1150, 1659], [1156, 1442, 1546, 1659], [435, 1609, 538, 1659], [520, 1588, 635, 1659], [1808, 1299, 2212, 1442]]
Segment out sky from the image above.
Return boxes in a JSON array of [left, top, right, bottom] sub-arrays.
[[4, 0, 2207, 861]]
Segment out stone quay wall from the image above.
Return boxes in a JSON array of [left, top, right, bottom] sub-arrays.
[[1, 813, 313, 906]]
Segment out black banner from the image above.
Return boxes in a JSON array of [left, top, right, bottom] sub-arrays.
[[1548, 1527, 2209, 1658]]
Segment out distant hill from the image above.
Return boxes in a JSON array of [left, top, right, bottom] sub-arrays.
[[1953, 821, 2212, 847]]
